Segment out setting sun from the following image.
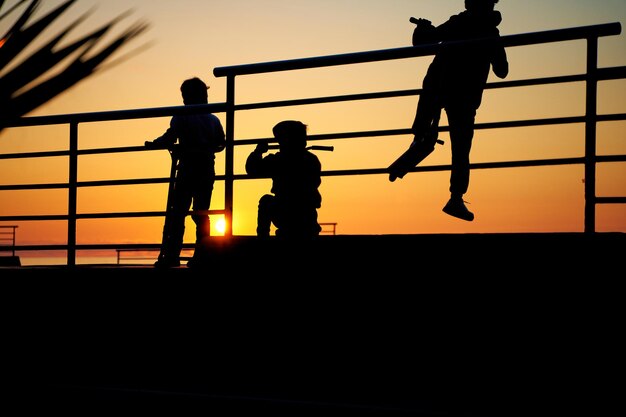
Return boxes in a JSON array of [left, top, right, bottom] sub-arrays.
[[214, 216, 226, 236]]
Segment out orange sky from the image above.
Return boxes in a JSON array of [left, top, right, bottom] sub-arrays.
[[1, 0, 625, 256]]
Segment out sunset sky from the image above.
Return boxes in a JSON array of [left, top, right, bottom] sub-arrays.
[[1, 0, 625, 253]]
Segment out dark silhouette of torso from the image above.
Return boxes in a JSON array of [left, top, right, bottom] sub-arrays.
[[420, 9, 508, 112]]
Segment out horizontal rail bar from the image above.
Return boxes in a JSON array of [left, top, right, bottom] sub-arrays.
[[214, 23, 621, 77], [127, 112, 626, 146], [2, 103, 227, 128], [77, 178, 170, 188], [596, 197, 626, 204], [1, 113, 624, 192], [76, 210, 227, 219], [0, 150, 70, 160], [598, 65, 626, 81], [209, 68, 626, 113], [11, 243, 194, 252], [205, 112, 626, 147], [0, 215, 69, 221], [249, 155, 626, 180], [0, 209, 227, 222], [317, 157, 589, 178], [228, 74, 588, 112], [1, 66, 623, 161], [0, 146, 161, 161], [3, 154, 623, 214]]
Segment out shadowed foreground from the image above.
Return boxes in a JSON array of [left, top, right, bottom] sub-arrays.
[[3, 233, 623, 416]]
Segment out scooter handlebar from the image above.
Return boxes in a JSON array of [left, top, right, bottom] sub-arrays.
[[266, 144, 334, 152]]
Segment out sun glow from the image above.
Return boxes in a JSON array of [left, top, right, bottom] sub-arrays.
[[214, 216, 226, 236]]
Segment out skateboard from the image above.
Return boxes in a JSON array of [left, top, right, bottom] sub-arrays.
[[388, 135, 444, 182]]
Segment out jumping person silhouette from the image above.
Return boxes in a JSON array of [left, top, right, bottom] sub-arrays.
[[245, 120, 322, 239], [392, 0, 509, 221], [145, 77, 225, 268]]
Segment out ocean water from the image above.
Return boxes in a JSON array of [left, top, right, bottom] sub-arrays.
[[19, 256, 138, 266], [14, 249, 194, 266], [18, 255, 153, 266]]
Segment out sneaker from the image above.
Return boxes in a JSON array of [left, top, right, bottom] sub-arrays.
[[186, 256, 205, 269], [154, 257, 180, 268], [442, 198, 474, 221]]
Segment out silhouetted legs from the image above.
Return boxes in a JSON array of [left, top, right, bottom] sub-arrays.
[[257, 194, 321, 239], [193, 214, 211, 243], [257, 194, 274, 237], [155, 162, 215, 267], [156, 212, 185, 268], [442, 105, 476, 221], [411, 93, 476, 221]]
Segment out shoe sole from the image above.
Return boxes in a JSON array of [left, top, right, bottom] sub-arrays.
[[442, 207, 474, 222]]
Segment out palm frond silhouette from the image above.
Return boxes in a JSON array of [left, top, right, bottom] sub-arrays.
[[0, 0, 149, 133]]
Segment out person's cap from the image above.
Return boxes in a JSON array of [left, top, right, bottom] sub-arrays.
[[181, 77, 209, 104]]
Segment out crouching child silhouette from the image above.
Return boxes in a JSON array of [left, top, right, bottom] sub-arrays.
[[246, 120, 322, 239]]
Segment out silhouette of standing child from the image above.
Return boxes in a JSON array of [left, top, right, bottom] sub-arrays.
[[395, 0, 509, 221], [246, 120, 322, 239], [145, 77, 225, 268]]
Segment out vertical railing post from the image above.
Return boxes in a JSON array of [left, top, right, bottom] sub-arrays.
[[67, 121, 78, 266], [12, 226, 17, 256], [224, 75, 236, 237], [584, 37, 598, 234]]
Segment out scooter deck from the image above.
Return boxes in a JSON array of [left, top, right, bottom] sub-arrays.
[[388, 138, 443, 182]]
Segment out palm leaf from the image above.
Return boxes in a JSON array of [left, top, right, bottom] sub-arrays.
[[8, 21, 149, 119], [0, 8, 92, 98], [0, 0, 75, 69], [0, 0, 29, 21], [0, 0, 149, 132]]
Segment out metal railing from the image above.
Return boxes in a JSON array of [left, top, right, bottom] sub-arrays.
[[0, 225, 18, 257], [1, 22, 624, 266], [319, 223, 338, 236]]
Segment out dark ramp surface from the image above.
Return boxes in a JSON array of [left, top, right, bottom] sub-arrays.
[[3, 233, 623, 416]]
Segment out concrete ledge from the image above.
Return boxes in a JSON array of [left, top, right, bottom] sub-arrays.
[[3, 233, 623, 416], [1, 232, 623, 275]]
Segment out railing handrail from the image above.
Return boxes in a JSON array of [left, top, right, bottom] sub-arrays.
[[213, 22, 621, 77], [0, 225, 18, 256], [2, 103, 227, 128], [1, 22, 619, 130], [2, 68, 625, 135]]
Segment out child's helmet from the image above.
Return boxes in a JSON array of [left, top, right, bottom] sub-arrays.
[[273, 120, 308, 150], [466, 0, 499, 11]]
